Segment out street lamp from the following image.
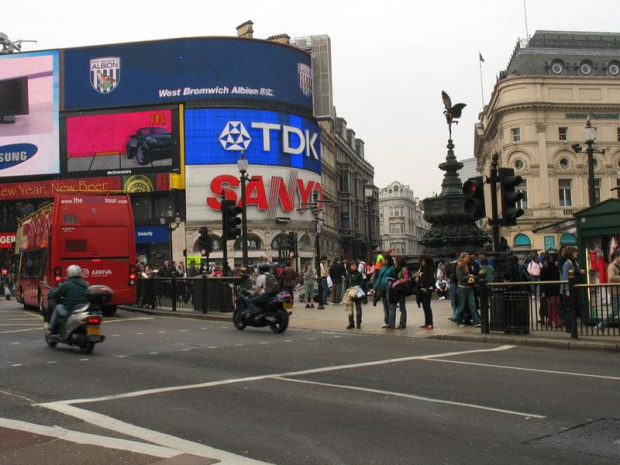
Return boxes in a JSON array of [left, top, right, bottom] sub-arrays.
[[572, 116, 605, 207], [237, 151, 250, 267], [365, 185, 374, 263], [160, 210, 181, 262]]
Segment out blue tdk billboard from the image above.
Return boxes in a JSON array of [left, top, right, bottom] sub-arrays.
[[62, 38, 313, 112], [185, 108, 321, 175]]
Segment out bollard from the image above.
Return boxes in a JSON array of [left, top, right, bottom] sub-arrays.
[[478, 269, 489, 334], [171, 275, 177, 312], [568, 269, 578, 339]]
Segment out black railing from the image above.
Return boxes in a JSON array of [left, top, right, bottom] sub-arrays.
[[479, 274, 620, 339], [135, 276, 238, 313]]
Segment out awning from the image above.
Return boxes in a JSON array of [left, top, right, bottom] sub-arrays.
[[532, 218, 576, 234]]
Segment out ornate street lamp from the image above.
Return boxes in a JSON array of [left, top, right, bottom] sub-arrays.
[[160, 210, 181, 262], [572, 116, 605, 207], [365, 185, 374, 262]]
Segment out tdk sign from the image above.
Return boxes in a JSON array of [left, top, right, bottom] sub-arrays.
[[219, 120, 319, 160], [0, 144, 38, 170]]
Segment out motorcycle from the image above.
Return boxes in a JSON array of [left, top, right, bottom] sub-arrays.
[[233, 288, 293, 333], [44, 285, 113, 354]]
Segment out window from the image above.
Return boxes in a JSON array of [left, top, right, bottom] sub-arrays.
[[514, 159, 524, 170], [560, 233, 577, 246], [544, 236, 556, 252], [559, 179, 572, 207], [517, 179, 528, 210], [389, 222, 405, 234], [559, 158, 569, 169], [511, 128, 521, 142], [559, 127, 567, 141], [594, 178, 601, 204], [617, 127, 620, 142], [551, 61, 564, 75], [514, 234, 531, 247], [609, 62, 620, 76], [235, 235, 260, 250]]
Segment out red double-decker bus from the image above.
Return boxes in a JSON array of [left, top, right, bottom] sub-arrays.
[[15, 194, 137, 315]]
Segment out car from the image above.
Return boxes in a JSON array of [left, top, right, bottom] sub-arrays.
[[126, 127, 173, 165]]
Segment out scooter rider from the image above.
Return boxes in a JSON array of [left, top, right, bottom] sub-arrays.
[[46, 265, 89, 335], [245, 263, 272, 317]]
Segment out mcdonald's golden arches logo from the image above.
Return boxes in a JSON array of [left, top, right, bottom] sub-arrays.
[[150, 112, 166, 126]]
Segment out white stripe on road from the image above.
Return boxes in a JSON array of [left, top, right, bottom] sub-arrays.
[[273, 377, 546, 419], [426, 359, 620, 381], [43, 345, 516, 406], [0, 417, 182, 458], [0, 328, 41, 334], [34, 405, 271, 465]]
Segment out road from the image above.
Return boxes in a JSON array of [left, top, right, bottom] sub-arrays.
[[1, 300, 619, 464]]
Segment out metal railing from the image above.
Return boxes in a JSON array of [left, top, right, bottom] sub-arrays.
[[478, 274, 620, 339], [135, 276, 239, 313]]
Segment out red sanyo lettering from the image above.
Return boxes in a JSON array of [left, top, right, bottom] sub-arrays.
[[206, 175, 322, 211]]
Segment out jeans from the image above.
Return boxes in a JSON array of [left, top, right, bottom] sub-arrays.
[[320, 277, 329, 306], [449, 282, 458, 320], [332, 281, 342, 304], [598, 293, 620, 330], [457, 287, 480, 325], [50, 304, 68, 333], [420, 290, 433, 326], [247, 293, 270, 315], [348, 299, 363, 325], [530, 276, 540, 297], [381, 293, 389, 324]]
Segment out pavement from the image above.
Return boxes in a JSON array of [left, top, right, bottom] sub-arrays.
[[120, 295, 620, 352]]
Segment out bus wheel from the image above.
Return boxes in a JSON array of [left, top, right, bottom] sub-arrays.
[[102, 305, 117, 317]]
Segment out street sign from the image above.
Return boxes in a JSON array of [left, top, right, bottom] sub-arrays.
[[276, 217, 291, 224]]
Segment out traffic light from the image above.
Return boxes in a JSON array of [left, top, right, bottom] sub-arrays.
[[198, 227, 211, 255], [462, 176, 486, 220], [222, 200, 242, 240], [499, 167, 524, 226], [287, 231, 296, 251]]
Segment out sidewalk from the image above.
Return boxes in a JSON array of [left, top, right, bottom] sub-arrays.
[[120, 297, 620, 352]]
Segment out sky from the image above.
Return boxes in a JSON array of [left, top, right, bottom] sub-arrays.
[[4, 0, 620, 199]]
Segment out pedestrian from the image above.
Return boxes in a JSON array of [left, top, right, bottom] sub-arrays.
[[479, 258, 494, 283], [329, 257, 345, 305], [303, 262, 316, 308], [357, 257, 368, 292], [444, 257, 459, 321], [527, 256, 542, 298], [374, 255, 396, 328], [318, 255, 329, 309], [416, 255, 436, 329], [598, 249, 620, 333], [540, 254, 562, 327], [281, 260, 297, 306], [344, 261, 365, 329], [390, 256, 411, 329], [456, 252, 482, 327]]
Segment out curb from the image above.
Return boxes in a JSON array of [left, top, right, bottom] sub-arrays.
[[119, 306, 232, 322], [430, 333, 620, 352]]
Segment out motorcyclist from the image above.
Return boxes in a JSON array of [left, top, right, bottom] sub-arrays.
[[245, 263, 272, 317], [46, 265, 89, 335]]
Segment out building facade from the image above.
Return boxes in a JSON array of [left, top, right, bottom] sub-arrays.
[[474, 30, 620, 252], [379, 181, 429, 256], [458, 157, 479, 183]]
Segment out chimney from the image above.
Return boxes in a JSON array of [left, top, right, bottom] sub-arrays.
[[236, 20, 254, 39], [267, 34, 290, 45]]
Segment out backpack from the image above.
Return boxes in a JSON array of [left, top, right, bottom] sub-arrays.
[[264, 273, 282, 295]]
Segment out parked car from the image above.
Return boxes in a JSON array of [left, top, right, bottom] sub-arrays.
[[126, 127, 173, 165]]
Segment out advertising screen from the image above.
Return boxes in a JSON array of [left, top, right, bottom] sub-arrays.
[[0, 51, 59, 178], [63, 38, 312, 112], [62, 108, 180, 177], [185, 108, 321, 174]]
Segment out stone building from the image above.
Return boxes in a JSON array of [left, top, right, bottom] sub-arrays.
[[474, 30, 620, 252], [379, 181, 429, 256]]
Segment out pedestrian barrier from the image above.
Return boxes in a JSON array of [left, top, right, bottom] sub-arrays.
[[135, 276, 239, 313]]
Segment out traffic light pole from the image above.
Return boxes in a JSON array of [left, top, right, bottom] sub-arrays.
[[221, 192, 228, 272], [489, 152, 500, 253]]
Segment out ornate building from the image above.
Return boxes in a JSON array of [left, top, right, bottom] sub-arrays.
[[379, 181, 429, 256], [474, 30, 620, 252]]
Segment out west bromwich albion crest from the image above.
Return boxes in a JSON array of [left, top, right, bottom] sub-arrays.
[[90, 57, 121, 94], [297, 63, 312, 98]]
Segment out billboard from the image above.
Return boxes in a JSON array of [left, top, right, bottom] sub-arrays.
[[185, 108, 321, 174], [0, 51, 59, 178], [186, 165, 322, 224], [62, 108, 180, 177], [63, 38, 312, 112]]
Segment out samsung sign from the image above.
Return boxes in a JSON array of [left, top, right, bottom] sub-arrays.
[[185, 109, 321, 174], [63, 38, 312, 112]]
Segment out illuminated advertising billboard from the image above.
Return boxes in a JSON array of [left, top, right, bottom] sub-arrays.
[[62, 108, 180, 177], [185, 108, 321, 174], [186, 165, 322, 224], [0, 51, 59, 178], [63, 38, 312, 112]]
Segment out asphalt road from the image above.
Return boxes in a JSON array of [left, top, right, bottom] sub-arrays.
[[1, 301, 620, 465]]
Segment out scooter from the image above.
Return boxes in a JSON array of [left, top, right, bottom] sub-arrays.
[[44, 285, 113, 354], [233, 289, 293, 333]]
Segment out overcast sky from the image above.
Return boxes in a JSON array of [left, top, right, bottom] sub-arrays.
[[4, 0, 620, 199]]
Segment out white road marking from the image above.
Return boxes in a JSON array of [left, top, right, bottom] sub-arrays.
[[12, 364, 22, 367], [149, 352, 159, 355], [36, 405, 271, 464], [45, 345, 516, 405], [273, 377, 545, 419], [10, 342, 20, 345], [136, 332, 144, 335], [235, 344, 243, 347], [260, 342, 269, 344], [426, 359, 620, 381], [47, 361, 58, 364], [158, 331, 166, 334], [104, 317, 154, 324], [0, 323, 41, 326], [201, 327, 208, 330], [180, 330, 188, 332], [79, 359, 89, 362], [0, 417, 182, 459], [116, 355, 127, 358], [112, 334, 120, 337], [284, 340, 293, 343], [182, 349, 190, 352]]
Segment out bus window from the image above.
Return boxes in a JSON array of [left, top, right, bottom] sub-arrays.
[[21, 249, 47, 279]]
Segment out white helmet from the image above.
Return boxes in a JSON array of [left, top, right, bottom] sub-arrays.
[[66, 265, 82, 278]]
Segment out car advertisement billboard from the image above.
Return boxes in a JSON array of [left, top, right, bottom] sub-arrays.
[[185, 108, 321, 174], [63, 38, 312, 112], [186, 164, 322, 224], [62, 108, 180, 177], [0, 51, 59, 178]]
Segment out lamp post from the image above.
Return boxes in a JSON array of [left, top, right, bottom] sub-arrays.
[[364, 186, 374, 263], [160, 210, 182, 263], [237, 152, 250, 267], [572, 117, 605, 207]]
